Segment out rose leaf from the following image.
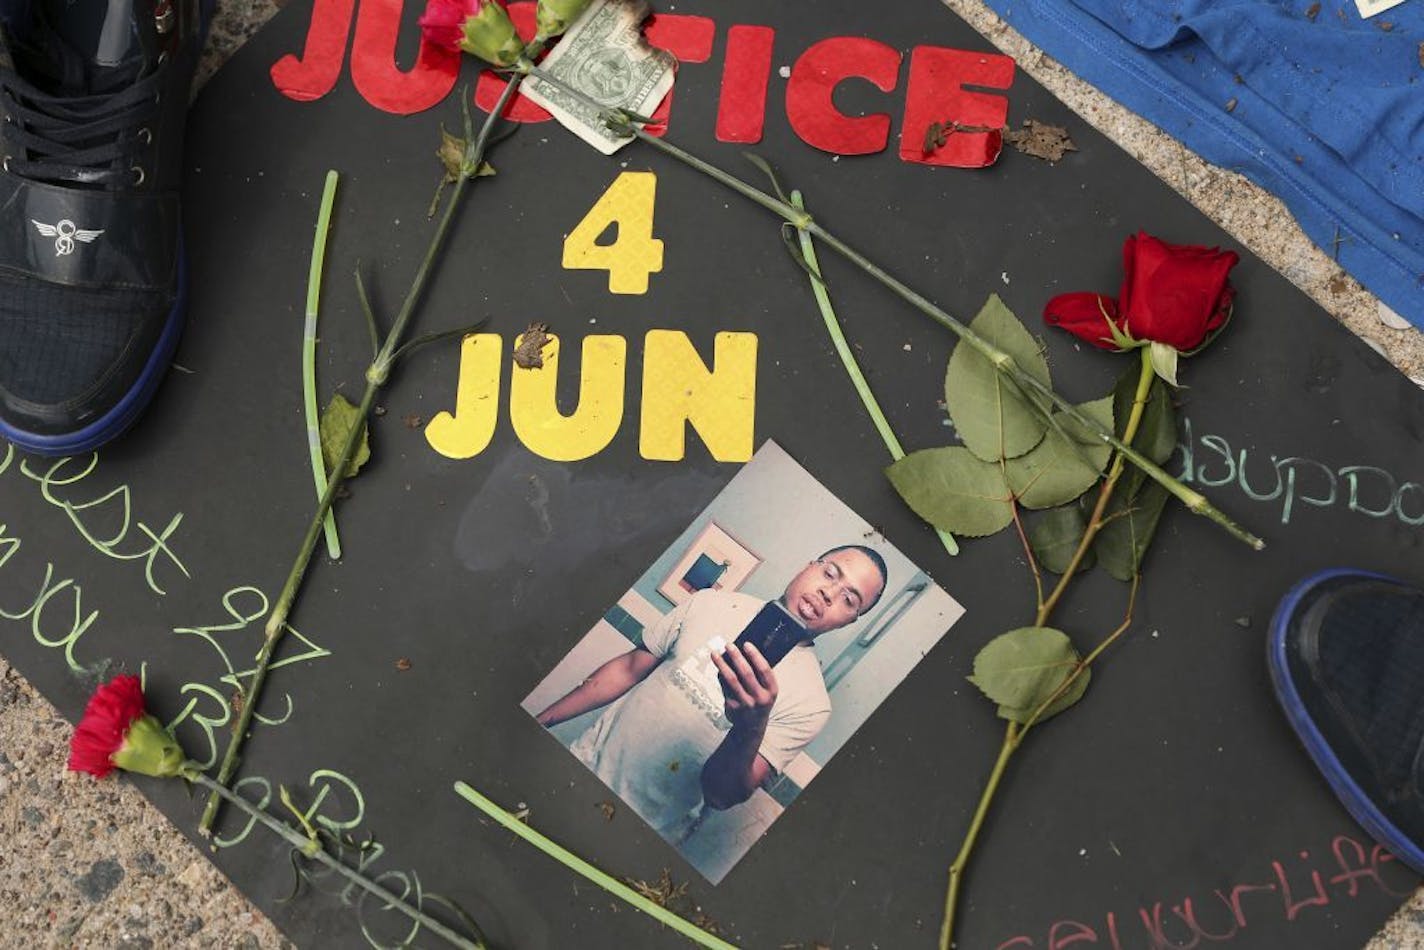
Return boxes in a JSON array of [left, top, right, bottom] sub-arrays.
[[1093, 481, 1171, 581], [1055, 395, 1115, 446], [1028, 505, 1095, 575], [945, 294, 1053, 463], [998, 664, 1091, 725], [885, 447, 1014, 537], [969, 626, 1082, 713], [1004, 401, 1112, 509]]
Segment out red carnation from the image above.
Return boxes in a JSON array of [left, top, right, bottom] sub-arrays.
[[68, 675, 146, 777], [1044, 231, 1238, 354], [68, 674, 187, 779], [418, 0, 477, 50], [419, 0, 525, 65]]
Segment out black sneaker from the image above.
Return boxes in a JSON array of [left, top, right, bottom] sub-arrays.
[[0, 0, 208, 455], [1268, 568, 1424, 875]]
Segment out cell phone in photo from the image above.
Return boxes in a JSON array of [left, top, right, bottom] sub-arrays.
[[730, 600, 806, 668]]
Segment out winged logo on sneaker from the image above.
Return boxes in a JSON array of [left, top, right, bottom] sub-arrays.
[[31, 219, 104, 257]]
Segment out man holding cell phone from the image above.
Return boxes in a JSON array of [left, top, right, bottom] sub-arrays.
[[535, 545, 887, 841]]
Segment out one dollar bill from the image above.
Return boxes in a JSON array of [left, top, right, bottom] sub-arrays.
[[522, 0, 675, 155]]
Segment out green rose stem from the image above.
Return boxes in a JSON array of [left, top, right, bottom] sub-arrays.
[[198, 76, 526, 834], [938, 348, 1156, 949], [1039, 346, 1157, 619], [453, 782, 736, 950], [187, 772, 483, 949], [514, 63, 1263, 551], [790, 189, 959, 558], [939, 578, 1140, 950]]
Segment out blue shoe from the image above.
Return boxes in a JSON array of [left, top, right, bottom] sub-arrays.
[[1268, 568, 1424, 875], [0, 0, 206, 455]]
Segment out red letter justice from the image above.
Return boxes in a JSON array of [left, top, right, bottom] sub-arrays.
[[351, 0, 459, 113], [272, 0, 457, 113], [900, 45, 1013, 167], [271, 4, 1014, 168], [715, 25, 775, 143], [784, 37, 901, 155], [269, 0, 356, 102]]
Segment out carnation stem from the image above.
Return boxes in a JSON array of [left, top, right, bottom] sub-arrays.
[[453, 782, 736, 950], [790, 189, 958, 557], [303, 170, 343, 560], [199, 76, 525, 834], [510, 67, 1262, 551], [189, 773, 483, 949]]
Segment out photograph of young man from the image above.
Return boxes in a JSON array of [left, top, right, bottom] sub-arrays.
[[536, 545, 888, 840]]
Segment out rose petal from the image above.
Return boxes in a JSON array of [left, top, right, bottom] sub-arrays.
[[1121, 233, 1238, 351], [1043, 291, 1124, 350]]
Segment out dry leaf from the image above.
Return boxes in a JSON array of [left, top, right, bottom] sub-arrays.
[[1003, 119, 1078, 163], [395, 657, 412, 671], [429, 127, 497, 216], [514, 322, 553, 369], [627, 869, 688, 908], [320, 394, 371, 478], [923, 119, 998, 152], [1305, 2, 1320, 20], [596, 800, 616, 821]]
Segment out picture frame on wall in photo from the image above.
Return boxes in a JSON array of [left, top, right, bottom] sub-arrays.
[[656, 522, 762, 605]]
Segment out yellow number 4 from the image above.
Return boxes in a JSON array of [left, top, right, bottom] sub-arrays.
[[562, 171, 664, 295]]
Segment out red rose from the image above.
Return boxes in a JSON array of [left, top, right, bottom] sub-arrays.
[[68, 674, 187, 779], [1044, 231, 1238, 353]]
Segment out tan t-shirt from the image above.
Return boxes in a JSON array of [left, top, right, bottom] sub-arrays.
[[569, 590, 831, 841]]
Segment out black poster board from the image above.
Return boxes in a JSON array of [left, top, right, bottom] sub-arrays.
[[4, 0, 1423, 947]]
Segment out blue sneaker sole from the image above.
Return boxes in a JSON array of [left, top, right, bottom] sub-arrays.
[[0, 239, 189, 457], [1266, 567, 1424, 876]]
